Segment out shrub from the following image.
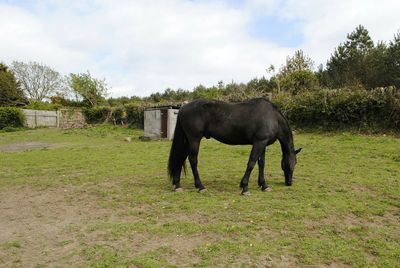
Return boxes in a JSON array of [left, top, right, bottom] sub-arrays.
[[274, 87, 400, 132], [125, 103, 144, 128], [0, 126, 21, 132], [279, 70, 319, 94], [274, 90, 326, 127], [111, 107, 125, 125], [0, 107, 25, 129], [50, 96, 83, 107], [27, 100, 61, 111], [83, 106, 112, 124]]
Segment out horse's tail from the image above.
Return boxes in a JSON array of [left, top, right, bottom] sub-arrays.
[[168, 115, 188, 181]]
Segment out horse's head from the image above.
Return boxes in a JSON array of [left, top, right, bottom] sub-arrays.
[[281, 148, 302, 186]]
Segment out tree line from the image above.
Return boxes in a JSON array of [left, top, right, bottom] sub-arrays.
[[1, 25, 399, 109], [145, 25, 400, 103]]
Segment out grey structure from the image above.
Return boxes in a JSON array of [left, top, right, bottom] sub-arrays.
[[23, 109, 58, 128], [144, 106, 179, 140], [22, 108, 85, 129]]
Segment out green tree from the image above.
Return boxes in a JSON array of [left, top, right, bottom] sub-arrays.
[[280, 50, 314, 76], [69, 71, 108, 107], [280, 70, 319, 94], [326, 25, 374, 87], [221, 82, 264, 102], [267, 65, 281, 92], [278, 50, 318, 94], [0, 63, 27, 106], [107, 96, 142, 106], [387, 31, 400, 87], [247, 77, 274, 93], [174, 89, 191, 101], [364, 41, 391, 88], [192, 84, 220, 99]]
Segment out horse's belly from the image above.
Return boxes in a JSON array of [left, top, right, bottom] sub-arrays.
[[208, 131, 251, 145]]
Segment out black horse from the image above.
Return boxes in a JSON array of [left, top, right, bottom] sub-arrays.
[[168, 98, 301, 194]]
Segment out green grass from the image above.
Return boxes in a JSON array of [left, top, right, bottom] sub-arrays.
[[0, 126, 399, 267], [1, 240, 22, 249]]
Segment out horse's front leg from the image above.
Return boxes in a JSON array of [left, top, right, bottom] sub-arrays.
[[257, 147, 270, 191], [240, 142, 266, 195]]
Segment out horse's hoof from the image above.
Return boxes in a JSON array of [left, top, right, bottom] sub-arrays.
[[241, 191, 250, 196], [262, 187, 272, 192], [198, 188, 207, 193], [174, 187, 183, 192]]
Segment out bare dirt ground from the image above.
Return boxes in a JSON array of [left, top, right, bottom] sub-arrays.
[[0, 186, 95, 267], [0, 185, 220, 267], [0, 142, 59, 152]]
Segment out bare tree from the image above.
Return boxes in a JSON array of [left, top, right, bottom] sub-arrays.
[[11, 61, 66, 101]]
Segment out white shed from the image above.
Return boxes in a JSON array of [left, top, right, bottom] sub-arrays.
[[143, 106, 180, 140]]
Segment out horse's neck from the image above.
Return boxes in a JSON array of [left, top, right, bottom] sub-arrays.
[[278, 128, 295, 156]]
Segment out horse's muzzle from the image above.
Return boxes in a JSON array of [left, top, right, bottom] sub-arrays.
[[285, 181, 292, 186]]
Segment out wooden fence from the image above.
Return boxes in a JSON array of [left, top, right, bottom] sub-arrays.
[[22, 109, 86, 129]]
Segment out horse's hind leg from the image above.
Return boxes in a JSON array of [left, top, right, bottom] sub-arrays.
[[172, 158, 186, 191], [171, 147, 189, 191], [188, 139, 206, 192], [240, 142, 266, 195], [257, 147, 270, 191]]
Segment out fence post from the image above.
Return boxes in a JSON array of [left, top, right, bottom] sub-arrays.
[[34, 110, 37, 128], [57, 110, 60, 128]]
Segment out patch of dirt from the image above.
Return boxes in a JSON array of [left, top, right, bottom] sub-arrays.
[[0, 142, 60, 152], [303, 212, 399, 230], [129, 233, 215, 266], [0, 186, 109, 267], [0, 185, 225, 267], [233, 254, 298, 268]]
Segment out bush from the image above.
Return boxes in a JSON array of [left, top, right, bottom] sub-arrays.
[[0, 107, 25, 129], [111, 107, 125, 125], [50, 96, 83, 107], [125, 103, 144, 128], [274, 90, 326, 127], [0, 126, 22, 132], [83, 106, 112, 124], [26, 100, 61, 111], [274, 87, 400, 132], [279, 70, 319, 94]]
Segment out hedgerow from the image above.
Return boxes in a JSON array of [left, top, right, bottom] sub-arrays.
[[125, 103, 145, 128], [83, 106, 112, 124], [274, 87, 400, 132], [111, 107, 125, 125], [0, 107, 25, 129]]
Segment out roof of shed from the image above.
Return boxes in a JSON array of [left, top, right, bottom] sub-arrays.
[[144, 105, 181, 111]]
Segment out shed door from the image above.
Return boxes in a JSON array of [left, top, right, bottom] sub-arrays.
[[161, 109, 168, 138]]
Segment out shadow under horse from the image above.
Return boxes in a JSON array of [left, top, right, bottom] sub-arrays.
[[168, 98, 302, 195]]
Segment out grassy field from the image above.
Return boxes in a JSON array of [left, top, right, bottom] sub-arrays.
[[0, 126, 399, 267]]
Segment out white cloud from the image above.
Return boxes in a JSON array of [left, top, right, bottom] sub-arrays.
[[277, 0, 400, 65], [0, 4, 90, 72], [1, 0, 399, 97]]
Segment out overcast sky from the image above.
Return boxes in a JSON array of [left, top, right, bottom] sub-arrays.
[[1, 0, 399, 97]]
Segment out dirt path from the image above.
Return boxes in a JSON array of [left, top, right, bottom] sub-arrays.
[[0, 142, 59, 152]]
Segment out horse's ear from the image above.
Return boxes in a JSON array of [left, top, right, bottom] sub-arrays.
[[295, 148, 302, 154]]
